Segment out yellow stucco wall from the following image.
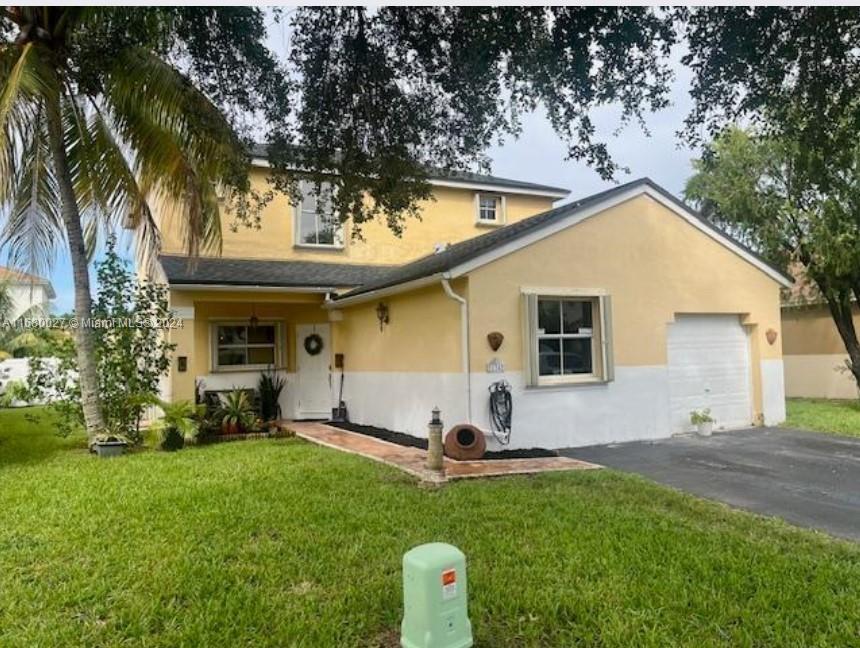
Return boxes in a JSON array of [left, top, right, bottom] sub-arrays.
[[781, 303, 859, 398], [781, 303, 858, 355], [159, 168, 556, 265], [466, 194, 783, 373], [168, 289, 328, 401], [331, 280, 465, 373]]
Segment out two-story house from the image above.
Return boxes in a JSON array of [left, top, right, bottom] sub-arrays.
[[0, 266, 55, 319], [153, 151, 790, 449]]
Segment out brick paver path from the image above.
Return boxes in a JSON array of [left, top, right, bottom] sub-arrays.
[[286, 421, 600, 483]]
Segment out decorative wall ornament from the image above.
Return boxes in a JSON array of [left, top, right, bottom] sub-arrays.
[[303, 333, 324, 356], [487, 331, 504, 351], [765, 328, 778, 346]]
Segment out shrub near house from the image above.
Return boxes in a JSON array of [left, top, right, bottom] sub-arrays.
[[28, 239, 173, 442]]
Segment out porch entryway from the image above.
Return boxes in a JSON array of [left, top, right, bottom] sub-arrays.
[[295, 323, 331, 419]]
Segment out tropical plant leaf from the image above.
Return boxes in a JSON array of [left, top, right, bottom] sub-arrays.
[[0, 110, 63, 279], [101, 47, 248, 261]]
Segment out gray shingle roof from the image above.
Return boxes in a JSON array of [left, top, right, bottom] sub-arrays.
[[334, 177, 792, 300], [159, 255, 394, 289], [248, 143, 569, 196]]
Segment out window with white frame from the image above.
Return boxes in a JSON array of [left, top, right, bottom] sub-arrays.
[[523, 292, 614, 385], [476, 193, 504, 224], [296, 180, 344, 247], [214, 323, 278, 369]]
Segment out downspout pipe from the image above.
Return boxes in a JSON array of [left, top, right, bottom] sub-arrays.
[[441, 277, 472, 423]]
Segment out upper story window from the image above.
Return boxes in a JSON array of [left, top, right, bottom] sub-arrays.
[[475, 193, 505, 226], [295, 181, 344, 248]]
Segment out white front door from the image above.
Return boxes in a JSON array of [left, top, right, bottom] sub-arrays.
[[296, 324, 331, 419], [667, 314, 753, 433]]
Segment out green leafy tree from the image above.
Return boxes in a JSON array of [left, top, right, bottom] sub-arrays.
[[0, 7, 286, 439], [277, 7, 676, 234], [685, 126, 860, 389], [28, 238, 175, 441], [680, 7, 860, 181]]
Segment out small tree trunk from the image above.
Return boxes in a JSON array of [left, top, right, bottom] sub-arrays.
[[45, 94, 106, 438]]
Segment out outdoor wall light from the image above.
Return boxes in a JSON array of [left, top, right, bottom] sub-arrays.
[[376, 302, 390, 331]]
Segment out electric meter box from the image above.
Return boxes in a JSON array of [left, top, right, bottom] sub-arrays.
[[400, 542, 473, 648]]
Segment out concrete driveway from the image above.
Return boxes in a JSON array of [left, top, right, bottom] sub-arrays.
[[562, 427, 860, 541]]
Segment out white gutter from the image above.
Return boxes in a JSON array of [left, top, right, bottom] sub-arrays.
[[170, 283, 334, 293], [322, 274, 443, 308], [429, 178, 569, 199], [441, 277, 472, 424], [323, 274, 473, 423], [249, 157, 569, 199]]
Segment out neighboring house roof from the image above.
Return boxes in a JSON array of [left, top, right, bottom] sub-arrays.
[[332, 178, 792, 303], [247, 143, 570, 198], [780, 263, 829, 308], [0, 266, 56, 299], [159, 255, 395, 290]]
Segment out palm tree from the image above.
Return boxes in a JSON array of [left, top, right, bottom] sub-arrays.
[[0, 8, 247, 438]]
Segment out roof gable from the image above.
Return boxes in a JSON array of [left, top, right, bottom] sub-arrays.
[[0, 266, 56, 299], [333, 178, 791, 304]]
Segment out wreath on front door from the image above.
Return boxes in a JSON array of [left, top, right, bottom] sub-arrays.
[[303, 333, 324, 356]]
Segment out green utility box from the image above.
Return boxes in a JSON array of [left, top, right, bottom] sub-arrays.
[[401, 542, 473, 648]]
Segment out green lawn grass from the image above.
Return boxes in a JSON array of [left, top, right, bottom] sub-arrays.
[[2, 408, 859, 646], [785, 397, 860, 438]]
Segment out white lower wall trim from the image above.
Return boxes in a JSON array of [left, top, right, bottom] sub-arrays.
[[336, 372, 468, 438], [783, 354, 857, 400], [339, 367, 670, 450], [760, 359, 787, 425], [198, 370, 297, 419]]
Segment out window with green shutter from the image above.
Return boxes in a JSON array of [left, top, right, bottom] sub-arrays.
[[523, 291, 614, 386]]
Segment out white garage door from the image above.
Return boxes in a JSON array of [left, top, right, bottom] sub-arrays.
[[667, 314, 753, 434]]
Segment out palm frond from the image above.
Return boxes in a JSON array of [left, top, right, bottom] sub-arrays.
[[0, 107, 63, 279], [0, 43, 53, 203], [0, 42, 62, 278], [101, 47, 246, 262], [62, 92, 160, 266]]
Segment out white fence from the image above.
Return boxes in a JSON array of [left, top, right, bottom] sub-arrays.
[[0, 357, 59, 406]]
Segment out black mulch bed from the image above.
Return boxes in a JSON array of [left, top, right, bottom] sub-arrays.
[[328, 421, 558, 461]]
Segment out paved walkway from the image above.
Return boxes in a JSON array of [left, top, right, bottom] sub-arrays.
[[287, 421, 599, 483], [564, 427, 860, 541]]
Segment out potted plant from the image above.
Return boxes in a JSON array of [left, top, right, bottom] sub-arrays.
[[218, 389, 256, 435], [258, 367, 286, 422], [690, 409, 715, 437], [150, 399, 206, 450], [90, 433, 130, 458]]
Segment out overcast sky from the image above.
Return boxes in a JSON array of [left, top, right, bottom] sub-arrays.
[[43, 19, 698, 313]]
